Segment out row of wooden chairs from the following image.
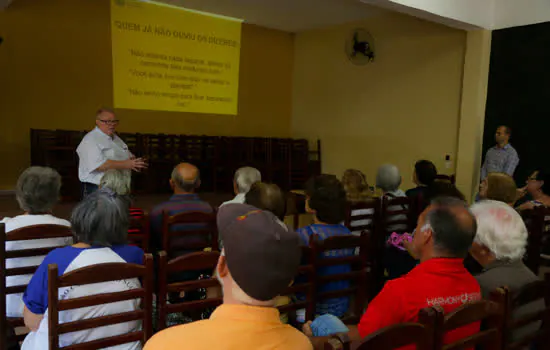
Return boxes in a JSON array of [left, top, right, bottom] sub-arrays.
[[326, 274, 550, 350], [521, 206, 550, 274]]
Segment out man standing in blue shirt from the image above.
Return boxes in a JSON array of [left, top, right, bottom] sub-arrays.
[[297, 174, 353, 318], [481, 125, 520, 180]]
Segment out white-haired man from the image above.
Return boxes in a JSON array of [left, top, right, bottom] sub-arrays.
[[220, 167, 261, 206], [76, 108, 147, 197], [470, 200, 544, 342], [144, 204, 312, 350]]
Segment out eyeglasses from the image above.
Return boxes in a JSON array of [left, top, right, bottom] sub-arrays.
[[98, 119, 119, 125]]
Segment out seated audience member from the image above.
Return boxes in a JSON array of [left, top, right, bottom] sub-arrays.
[[21, 189, 143, 350], [220, 166, 261, 207], [376, 164, 408, 232], [297, 174, 353, 318], [406, 160, 437, 201], [470, 200, 544, 342], [342, 169, 374, 235], [100, 169, 144, 218], [2, 167, 72, 318], [144, 204, 312, 350], [516, 169, 550, 211], [478, 172, 517, 205], [359, 197, 480, 345], [149, 162, 213, 253], [245, 182, 286, 220], [376, 164, 416, 279]]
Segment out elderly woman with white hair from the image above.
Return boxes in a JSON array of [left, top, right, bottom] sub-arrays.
[[100, 169, 144, 219], [376, 164, 416, 280], [470, 200, 544, 342], [2, 167, 72, 319]]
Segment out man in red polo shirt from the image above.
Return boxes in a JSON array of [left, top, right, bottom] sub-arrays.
[[357, 196, 480, 346]]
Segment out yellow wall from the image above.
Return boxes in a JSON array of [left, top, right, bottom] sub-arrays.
[[0, 0, 294, 189], [292, 13, 466, 190]]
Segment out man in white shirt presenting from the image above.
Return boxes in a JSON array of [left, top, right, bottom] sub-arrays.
[[76, 108, 147, 197]]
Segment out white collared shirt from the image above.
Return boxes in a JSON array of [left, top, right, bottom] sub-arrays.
[[220, 193, 246, 207], [76, 127, 131, 185]]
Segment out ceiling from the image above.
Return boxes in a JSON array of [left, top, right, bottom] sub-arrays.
[[156, 0, 386, 32]]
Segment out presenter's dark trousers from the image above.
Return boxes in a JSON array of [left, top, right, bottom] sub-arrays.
[[81, 182, 99, 199]]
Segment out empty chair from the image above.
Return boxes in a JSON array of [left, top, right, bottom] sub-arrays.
[[128, 212, 151, 252]]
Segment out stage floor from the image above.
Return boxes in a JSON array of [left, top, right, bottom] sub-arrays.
[[0, 192, 234, 220]]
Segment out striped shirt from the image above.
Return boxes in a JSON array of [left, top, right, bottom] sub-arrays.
[[150, 194, 213, 253], [481, 144, 519, 180], [297, 224, 353, 317]]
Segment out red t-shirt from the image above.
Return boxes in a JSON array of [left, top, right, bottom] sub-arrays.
[[358, 258, 481, 349]]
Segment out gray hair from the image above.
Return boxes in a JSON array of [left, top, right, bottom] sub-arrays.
[[471, 200, 527, 261], [99, 169, 131, 195], [376, 164, 402, 192], [70, 189, 128, 247], [234, 167, 261, 193], [16, 166, 61, 214]]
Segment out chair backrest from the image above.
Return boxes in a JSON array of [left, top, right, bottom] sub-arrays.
[[381, 195, 415, 235], [128, 212, 150, 252], [491, 273, 550, 350], [277, 261, 316, 326], [522, 206, 550, 274], [309, 231, 371, 323], [324, 320, 436, 350], [344, 198, 379, 235], [157, 250, 222, 330], [161, 210, 218, 257], [48, 254, 154, 350], [421, 300, 503, 350], [0, 223, 74, 346]]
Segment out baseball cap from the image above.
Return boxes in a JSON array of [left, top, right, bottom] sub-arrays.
[[217, 203, 301, 301]]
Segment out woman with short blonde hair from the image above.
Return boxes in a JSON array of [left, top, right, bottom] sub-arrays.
[[342, 169, 372, 203]]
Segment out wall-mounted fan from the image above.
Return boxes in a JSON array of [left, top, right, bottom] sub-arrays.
[[345, 28, 375, 65]]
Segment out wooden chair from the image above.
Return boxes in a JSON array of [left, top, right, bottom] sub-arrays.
[[522, 206, 550, 275], [309, 232, 371, 323], [380, 195, 415, 235], [47, 254, 154, 350], [157, 251, 222, 330], [128, 212, 150, 252], [323, 318, 436, 350], [0, 223, 74, 347], [422, 300, 503, 350], [161, 210, 219, 258], [344, 198, 379, 235], [277, 254, 316, 326], [490, 273, 550, 350]]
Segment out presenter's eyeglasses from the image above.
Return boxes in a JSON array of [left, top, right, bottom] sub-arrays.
[[98, 119, 120, 125]]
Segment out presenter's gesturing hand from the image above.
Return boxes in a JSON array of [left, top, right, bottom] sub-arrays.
[[128, 157, 148, 172]]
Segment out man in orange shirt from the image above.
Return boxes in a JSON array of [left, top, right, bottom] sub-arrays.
[[145, 203, 312, 350], [306, 197, 480, 349]]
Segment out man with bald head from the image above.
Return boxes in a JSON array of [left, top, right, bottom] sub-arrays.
[[354, 197, 481, 348], [150, 162, 213, 253]]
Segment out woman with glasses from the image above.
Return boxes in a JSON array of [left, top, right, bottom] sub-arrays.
[[516, 169, 550, 211], [76, 108, 147, 197]]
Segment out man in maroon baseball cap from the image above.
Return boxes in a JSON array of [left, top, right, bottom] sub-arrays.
[[145, 204, 312, 350]]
